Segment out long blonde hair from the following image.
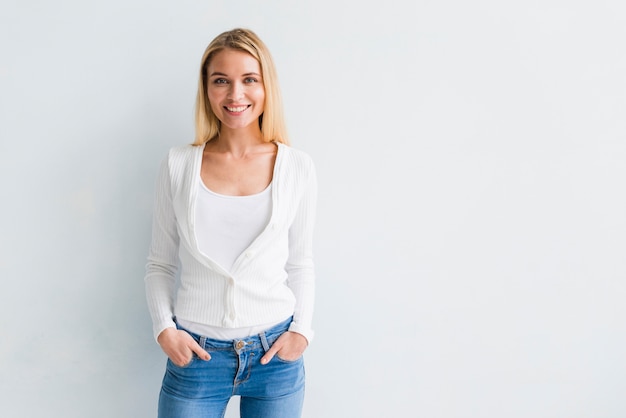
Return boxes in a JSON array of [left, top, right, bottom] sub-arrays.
[[193, 28, 289, 146]]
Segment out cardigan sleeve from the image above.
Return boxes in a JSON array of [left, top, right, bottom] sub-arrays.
[[144, 155, 179, 341], [285, 157, 317, 343]]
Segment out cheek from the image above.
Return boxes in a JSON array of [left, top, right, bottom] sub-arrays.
[[254, 88, 266, 106], [207, 90, 223, 111], [206, 88, 219, 102]]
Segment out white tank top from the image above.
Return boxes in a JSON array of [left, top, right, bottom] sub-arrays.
[[194, 180, 272, 272]]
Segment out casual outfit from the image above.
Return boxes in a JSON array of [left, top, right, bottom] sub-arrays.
[[144, 142, 316, 417]]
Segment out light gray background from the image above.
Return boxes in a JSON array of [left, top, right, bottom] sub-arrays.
[[1, 1, 625, 417]]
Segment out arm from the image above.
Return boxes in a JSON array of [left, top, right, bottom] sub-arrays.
[[144, 156, 209, 365], [285, 159, 317, 343], [262, 159, 317, 364], [144, 156, 179, 340]]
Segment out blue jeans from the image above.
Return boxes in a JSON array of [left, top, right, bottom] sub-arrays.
[[158, 317, 305, 418]]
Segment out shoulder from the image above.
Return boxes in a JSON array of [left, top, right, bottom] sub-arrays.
[[165, 144, 202, 173], [167, 144, 201, 162], [161, 144, 202, 186], [277, 143, 315, 172]]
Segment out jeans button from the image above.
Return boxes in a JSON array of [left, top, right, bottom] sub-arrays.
[[235, 340, 245, 350]]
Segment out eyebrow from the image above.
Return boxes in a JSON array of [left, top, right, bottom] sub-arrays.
[[209, 71, 261, 77]]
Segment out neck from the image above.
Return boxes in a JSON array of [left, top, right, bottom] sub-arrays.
[[209, 125, 268, 156]]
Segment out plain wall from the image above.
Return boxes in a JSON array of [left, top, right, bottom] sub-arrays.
[[1, 1, 625, 417]]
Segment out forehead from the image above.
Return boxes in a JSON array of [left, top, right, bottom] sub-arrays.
[[207, 49, 261, 74]]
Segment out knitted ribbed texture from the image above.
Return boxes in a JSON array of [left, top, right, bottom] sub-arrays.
[[144, 143, 317, 343]]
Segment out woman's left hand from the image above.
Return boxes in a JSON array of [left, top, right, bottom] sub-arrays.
[[260, 331, 308, 364]]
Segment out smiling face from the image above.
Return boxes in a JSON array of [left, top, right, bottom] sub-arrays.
[[206, 48, 266, 134]]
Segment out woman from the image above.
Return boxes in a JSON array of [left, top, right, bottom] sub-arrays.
[[144, 28, 317, 418]]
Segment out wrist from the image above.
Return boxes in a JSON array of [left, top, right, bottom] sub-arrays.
[[157, 327, 176, 344]]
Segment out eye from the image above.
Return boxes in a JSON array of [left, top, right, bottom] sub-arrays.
[[244, 77, 258, 83], [213, 78, 228, 84]]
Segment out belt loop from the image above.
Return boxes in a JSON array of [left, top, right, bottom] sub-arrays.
[[199, 336, 206, 349], [259, 330, 270, 352]]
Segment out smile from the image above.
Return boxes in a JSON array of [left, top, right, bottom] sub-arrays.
[[225, 105, 250, 112]]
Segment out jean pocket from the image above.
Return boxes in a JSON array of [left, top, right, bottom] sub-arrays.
[[169, 353, 196, 369], [275, 353, 303, 364]]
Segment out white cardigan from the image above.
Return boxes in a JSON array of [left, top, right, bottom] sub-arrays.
[[144, 142, 317, 343]]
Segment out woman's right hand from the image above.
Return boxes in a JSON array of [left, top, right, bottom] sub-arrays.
[[157, 327, 211, 366]]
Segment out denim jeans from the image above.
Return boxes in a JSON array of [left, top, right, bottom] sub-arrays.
[[158, 317, 305, 418]]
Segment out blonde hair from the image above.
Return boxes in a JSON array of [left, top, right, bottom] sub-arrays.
[[193, 28, 289, 146]]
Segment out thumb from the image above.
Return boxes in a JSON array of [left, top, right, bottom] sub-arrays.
[[190, 340, 211, 361]]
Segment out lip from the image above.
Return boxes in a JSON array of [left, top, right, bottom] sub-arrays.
[[224, 104, 251, 114]]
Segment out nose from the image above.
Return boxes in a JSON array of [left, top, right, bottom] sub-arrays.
[[227, 82, 244, 100]]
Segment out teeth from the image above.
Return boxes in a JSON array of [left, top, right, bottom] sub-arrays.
[[226, 106, 248, 112]]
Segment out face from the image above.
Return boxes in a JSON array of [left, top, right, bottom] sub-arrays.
[[206, 49, 265, 133]]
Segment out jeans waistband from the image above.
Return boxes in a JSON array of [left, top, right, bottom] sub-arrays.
[[174, 316, 292, 352]]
